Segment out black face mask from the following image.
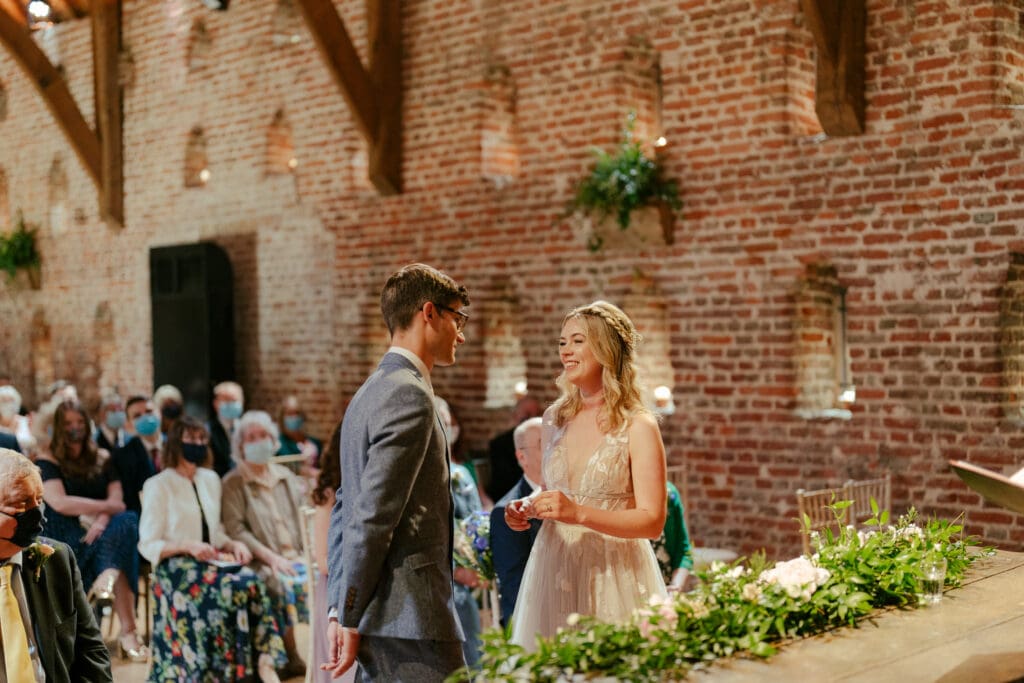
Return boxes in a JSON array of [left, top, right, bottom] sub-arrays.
[[181, 443, 208, 465], [2, 505, 45, 548], [161, 403, 183, 420]]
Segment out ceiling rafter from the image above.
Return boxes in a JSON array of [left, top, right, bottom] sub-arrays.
[[294, 0, 402, 194], [0, 0, 123, 224], [800, 0, 866, 137]]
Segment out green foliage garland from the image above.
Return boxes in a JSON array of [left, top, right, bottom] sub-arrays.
[[456, 505, 985, 682], [0, 211, 40, 280]]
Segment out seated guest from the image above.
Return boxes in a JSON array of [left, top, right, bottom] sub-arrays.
[[139, 416, 286, 682], [651, 481, 694, 592], [152, 384, 184, 437], [35, 400, 146, 662], [276, 395, 322, 479], [222, 410, 308, 679], [95, 390, 128, 453], [486, 395, 542, 502], [0, 447, 113, 681], [490, 416, 544, 625], [110, 396, 160, 515], [0, 384, 34, 453], [209, 381, 244, 477]]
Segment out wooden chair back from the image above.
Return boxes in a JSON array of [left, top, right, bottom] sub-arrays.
[[796, 484, 849, 555], [845, 473, 892, 525]]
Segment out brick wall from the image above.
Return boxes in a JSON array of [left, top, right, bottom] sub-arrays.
[[1, 0, 1024, 558]]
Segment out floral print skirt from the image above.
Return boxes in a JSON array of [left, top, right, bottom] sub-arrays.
[[148, 556, 287, 682]]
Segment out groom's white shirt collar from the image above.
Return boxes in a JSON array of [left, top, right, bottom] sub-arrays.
[[387, 346, 433, 396]]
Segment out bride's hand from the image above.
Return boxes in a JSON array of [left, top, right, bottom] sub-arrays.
[[531, 490, 579, 524], [504, 498, 532, 532]]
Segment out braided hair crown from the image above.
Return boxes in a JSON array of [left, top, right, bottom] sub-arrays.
[[569, 300, 641, 356]]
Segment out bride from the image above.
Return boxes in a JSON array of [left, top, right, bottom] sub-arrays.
[[505, 300, 668, 648]]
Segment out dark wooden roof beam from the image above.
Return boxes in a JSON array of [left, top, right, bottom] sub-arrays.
[[800, 0, 866, 136]]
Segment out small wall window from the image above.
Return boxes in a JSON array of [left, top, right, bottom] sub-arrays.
[[184, 127, 210, 188], [266, 109, 296, 175], [795, 263, 853, 420]]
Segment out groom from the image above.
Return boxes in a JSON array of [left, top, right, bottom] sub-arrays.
[[324, 264, 470, 681]]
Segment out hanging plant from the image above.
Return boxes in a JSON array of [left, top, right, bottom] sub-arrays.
[[0, 211, 41, 288], [565, 112, 682, 251]]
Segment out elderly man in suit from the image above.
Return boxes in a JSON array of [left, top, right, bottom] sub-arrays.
[[490, 416, 544, 625], [0, 448, 112, 682], [324, 263, 470, 682]]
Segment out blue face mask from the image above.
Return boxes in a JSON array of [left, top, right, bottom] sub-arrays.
[[218, 401, 243, 421], [242, 439, 276, 465], [105, 410, 127, 430], [283, 415, 304, 432], [134, 413, 160, 437]]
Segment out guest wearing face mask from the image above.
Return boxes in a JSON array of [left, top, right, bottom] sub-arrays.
[[222, 410, 308, 679], [0, 384, 34, 453], [95, 391, 128, 453], [139, 416, 286, 682], [276, 395, 322, 479], [152, 384, 184, 436], [110, 396, 160, 515], [0, 447, 113, 681], [35, 400, 146, 662], [209, 381, 244, 477]]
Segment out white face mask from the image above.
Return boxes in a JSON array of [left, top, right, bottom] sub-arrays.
[[242, 439, 276, 465]]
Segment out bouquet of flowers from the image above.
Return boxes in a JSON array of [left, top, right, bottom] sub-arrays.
[[454, 509, 494, 582]]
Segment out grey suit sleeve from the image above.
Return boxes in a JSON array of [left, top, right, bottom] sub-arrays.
[[335, 381, 435, 629]]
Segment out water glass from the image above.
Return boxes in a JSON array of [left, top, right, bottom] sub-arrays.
[[919, 555, 947, 606]]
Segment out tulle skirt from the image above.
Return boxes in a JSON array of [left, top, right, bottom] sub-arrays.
[[509, 520, 666, 650]]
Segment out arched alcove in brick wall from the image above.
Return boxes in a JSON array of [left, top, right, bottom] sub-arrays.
[[621, 273, 674, 407], [271, 0, 303, 47], [184, 127, 209, 188], [479, 64, 519, 188], [47, 156, 68, 234], [93, 302, 116, 402], [30, 309, 53, 405], [794, 263, 850, 419], [187, 19, 212, 72], [266, 109, 296, 175], [616, 37, 662, 147], [483, 290, 528, 410], [0, 169, 9, 229], [999, 252, 1024, 421]]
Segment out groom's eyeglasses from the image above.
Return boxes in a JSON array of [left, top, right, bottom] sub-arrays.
[[435, 304, 469, 332]]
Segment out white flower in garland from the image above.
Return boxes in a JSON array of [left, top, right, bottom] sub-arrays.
[[758, 556, 831, 601]]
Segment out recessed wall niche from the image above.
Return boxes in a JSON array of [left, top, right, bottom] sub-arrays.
[[483, 292, 528, 410], [184, 127, 209, 188], [479, 65, 519, 188], [187, 19, 213, 72], [0, 169, 8, 228], [999, 252, 1024, 421], [266, 109, 296, 175], [48, 156, 68, 233], [0, 80, 7, 121], [794, 263, 851, 419], [271, 0, 303, 47]]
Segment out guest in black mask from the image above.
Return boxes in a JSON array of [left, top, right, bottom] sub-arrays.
[[0, 447, 112, 681], [153, 384, 185, 436]]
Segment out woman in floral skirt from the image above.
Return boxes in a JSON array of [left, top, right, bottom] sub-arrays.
[[138, 416, 286, 682]]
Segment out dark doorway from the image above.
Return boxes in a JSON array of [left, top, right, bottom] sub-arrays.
[[150, 243, 234, 421]]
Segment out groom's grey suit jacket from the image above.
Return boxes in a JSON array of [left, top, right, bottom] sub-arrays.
[[327, 352, 464, 642]]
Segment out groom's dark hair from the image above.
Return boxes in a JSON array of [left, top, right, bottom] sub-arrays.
[[381, 263, 470, 335]]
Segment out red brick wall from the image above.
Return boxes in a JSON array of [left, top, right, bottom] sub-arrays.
[[1, 0, 1024, 559]]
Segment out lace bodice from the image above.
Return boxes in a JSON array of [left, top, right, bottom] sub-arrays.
[[542, 413, 634, 511]]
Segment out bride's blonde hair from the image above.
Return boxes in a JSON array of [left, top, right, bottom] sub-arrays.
[[552, 300, 647, 433]]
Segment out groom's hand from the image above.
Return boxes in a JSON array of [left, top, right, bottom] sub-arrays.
[[322, 620, 360, 678]]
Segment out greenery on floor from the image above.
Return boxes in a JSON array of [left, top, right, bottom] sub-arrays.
[[456, 504, 985, 682]]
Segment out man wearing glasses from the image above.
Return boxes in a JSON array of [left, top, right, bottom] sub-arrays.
[[324, 263, 470, 682]]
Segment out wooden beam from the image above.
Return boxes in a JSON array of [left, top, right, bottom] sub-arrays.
[[293, 0, 378, 142], [800, 0, 866, 136], [294, 0, 402, 195], [0, 0, 26, 26], [0, 6, 102, 183], [366, 0, 401, 194], [91, 0, 123, 225]]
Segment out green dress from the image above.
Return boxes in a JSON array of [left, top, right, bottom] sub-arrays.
[[650, 481, 693, 584]]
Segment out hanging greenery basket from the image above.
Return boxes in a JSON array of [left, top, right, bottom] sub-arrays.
[[0, 212, 42, 290], [565, 112, 682, 252]]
